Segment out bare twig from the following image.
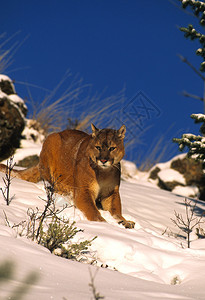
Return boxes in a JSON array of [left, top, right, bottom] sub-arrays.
[[171, 198, 205, 248], [89, 268, 105, 300], [0, 157, 15, 205], [35, 179, 57, 242], [182, 90, 204, 102], [178, 54, 205, 81], [3, 210, 10, 227]]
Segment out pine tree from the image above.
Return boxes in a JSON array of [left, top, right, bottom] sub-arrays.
[[174, 1, 205, 167], [173, 114, 205, 167], [181, 22, 205, 72], [180, 0, 205, 71], [178, 0, 205, 113]]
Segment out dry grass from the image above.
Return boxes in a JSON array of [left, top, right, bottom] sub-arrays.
[[29, 72, 86, 134], [28, 76, 176, 171], [0, 32, 27, 74], [0, 33, 15, 73], [74, 88, 126, 131], [138, 137, 169, 171], [137, 133, 176, 171], [28, 73, 126, 136], [0, 34, 175, 169]]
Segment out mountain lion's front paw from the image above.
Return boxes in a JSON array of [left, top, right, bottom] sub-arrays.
[[118, 220, 135, 229]]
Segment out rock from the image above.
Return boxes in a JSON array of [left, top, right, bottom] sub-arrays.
[[0, 75, 27, 161], [148, 154, 205, 200], [149, 166, 160, 180], [171, 156, 205, 200], [0, 78, 15, 94], [171, 157, 204, 186], [16, 155, 39, 168], [157, 178, 180, 191], [157, 168, 186, 191]]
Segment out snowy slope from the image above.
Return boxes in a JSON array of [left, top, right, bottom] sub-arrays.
[[1, 170, 205, 299], [1, 130, 205, 299]]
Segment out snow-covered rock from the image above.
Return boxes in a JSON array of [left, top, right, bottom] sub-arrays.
[[148, 154, 205, 199]]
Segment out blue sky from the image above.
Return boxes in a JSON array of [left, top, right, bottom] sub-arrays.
[[1, 0, 204, 166]]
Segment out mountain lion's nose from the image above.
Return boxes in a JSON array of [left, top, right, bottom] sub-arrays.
[[100, 159, 108, 164]]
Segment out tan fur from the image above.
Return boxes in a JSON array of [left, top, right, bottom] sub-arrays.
[[0, 124, 135, 228]]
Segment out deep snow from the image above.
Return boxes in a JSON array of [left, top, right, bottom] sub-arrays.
[[1, 138, 205, 299]]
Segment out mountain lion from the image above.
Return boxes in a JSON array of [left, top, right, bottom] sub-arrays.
[[0, 124, 135, 229]]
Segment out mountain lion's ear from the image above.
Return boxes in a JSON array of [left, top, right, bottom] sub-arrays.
[[118, 125, 126, 139], [91, 124, 99, 137]]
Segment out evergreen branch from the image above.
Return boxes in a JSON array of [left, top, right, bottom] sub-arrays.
[[191, 113, 205, 121], [179, 0, 205, 25], [173, 114, 205, 163]]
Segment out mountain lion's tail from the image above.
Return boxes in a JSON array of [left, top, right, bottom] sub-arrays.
[[0, 164, 41, 183]]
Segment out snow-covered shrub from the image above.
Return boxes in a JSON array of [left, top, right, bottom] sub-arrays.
[[40, 215, 97, 261], [8, 178, 97, 263]]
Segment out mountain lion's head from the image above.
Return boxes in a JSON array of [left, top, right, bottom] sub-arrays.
[[88, 124, 126, 169]]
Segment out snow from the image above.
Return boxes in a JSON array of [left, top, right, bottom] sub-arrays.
[[1, 124, 43, 165], [158, 169, 186, 185], [192, 114, 205, 120], [150, 154, 187, 172], [121, 159, 138, 179], [8, 93, 25, 105], [197, 48, 203, 54], [1, 143, 205, 299], [172, 185, 199, 198], [0, 74, 15, 92], [1, 140, 41, 166]]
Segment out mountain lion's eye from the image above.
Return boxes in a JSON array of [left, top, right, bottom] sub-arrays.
[[95, 146, 101, 151], [109, 147, 116, 152]]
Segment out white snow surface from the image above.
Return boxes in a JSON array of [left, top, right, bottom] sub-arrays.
[[1, 142, 205, 299], [0, 74, 13, 81], [158, 169, 186, 185], [8, 94, 25, 105]]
